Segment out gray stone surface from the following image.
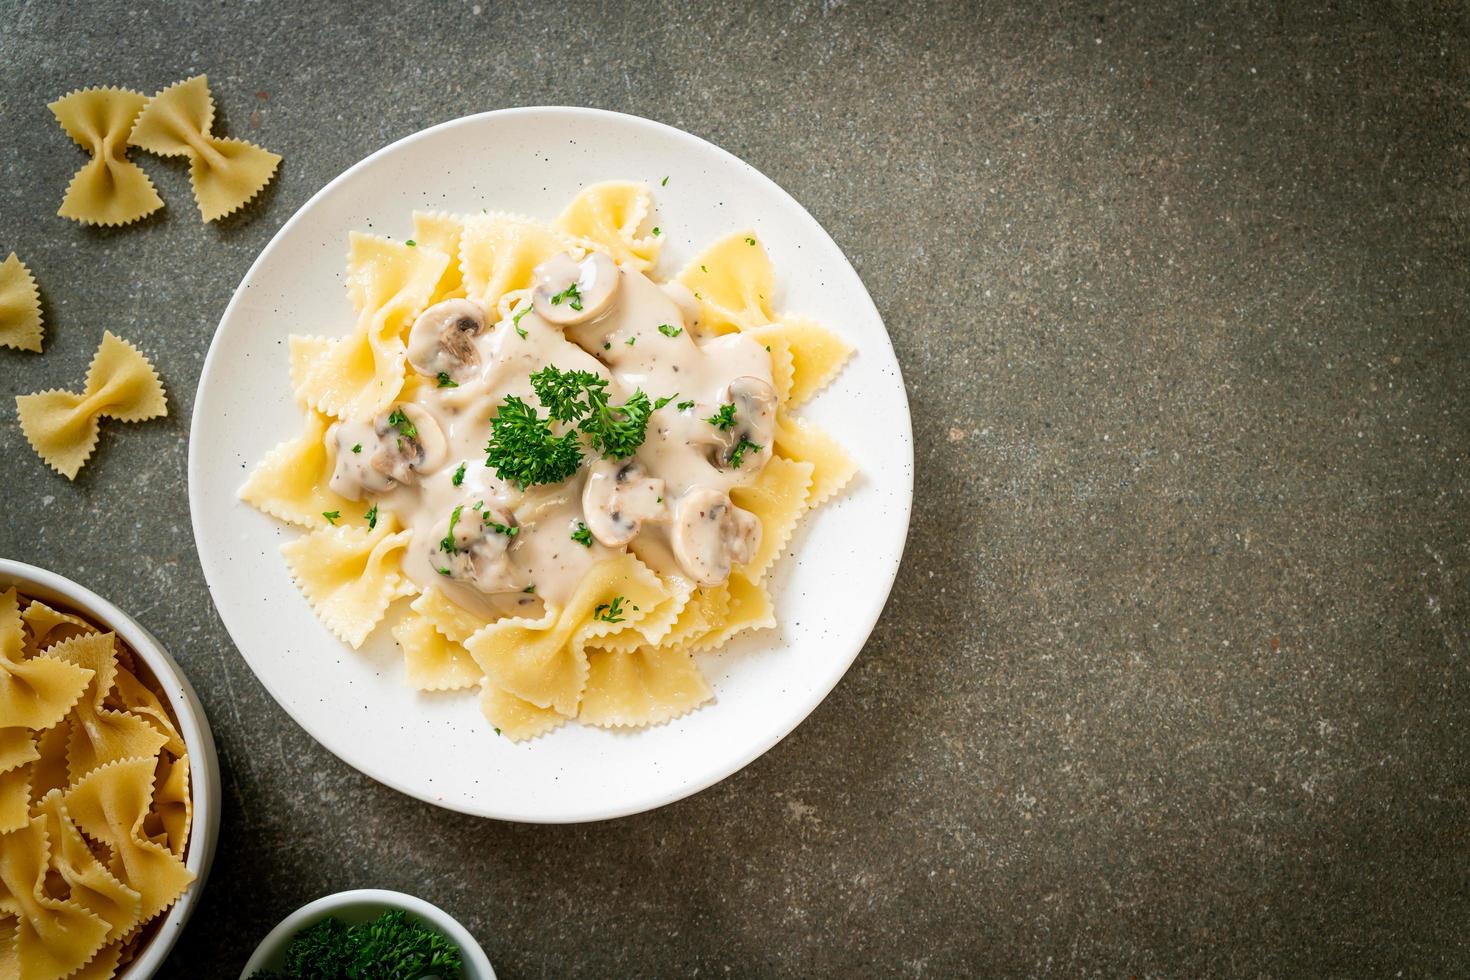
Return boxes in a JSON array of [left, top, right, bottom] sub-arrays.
[[2, 0, 1468, 975]]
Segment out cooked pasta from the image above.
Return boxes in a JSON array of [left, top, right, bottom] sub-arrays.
[[243, 186, 856, 738]]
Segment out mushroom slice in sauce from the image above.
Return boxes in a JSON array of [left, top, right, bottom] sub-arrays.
[[430, 504, 527, 594], [327, 403, 447, 500], [406, 299, 486, 381], [532, 252, 621, 326], [709, 376, 777, 472], [670, 487, 761, 586], [582, 458, 666, 547]]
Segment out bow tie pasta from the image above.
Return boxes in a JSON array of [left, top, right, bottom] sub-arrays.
[[0, 588, 194, 980], [242, 182, 857, 740]]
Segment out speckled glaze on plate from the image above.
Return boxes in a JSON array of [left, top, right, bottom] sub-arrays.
[[188, 107, 912, 822]]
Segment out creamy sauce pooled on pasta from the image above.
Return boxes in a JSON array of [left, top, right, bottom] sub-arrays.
[[326, 253, 775, 619]]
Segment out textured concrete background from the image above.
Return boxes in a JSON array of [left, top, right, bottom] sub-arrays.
[[2, 0, 1468, 976]]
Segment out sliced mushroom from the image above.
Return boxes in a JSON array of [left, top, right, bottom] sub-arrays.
[[406, 299, 485, 381], [708, 376, 777, 472], [670, 487, 761, 586], [532, 252, 621, 325], [329, 404, 446, 499], [582, 458, 666, 547], [429, 503, 527, 594]]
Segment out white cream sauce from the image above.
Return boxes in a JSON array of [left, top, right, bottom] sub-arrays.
[[325, 252, 776, 620]]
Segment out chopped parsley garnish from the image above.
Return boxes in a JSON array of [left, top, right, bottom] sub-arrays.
[[729, 438, 763, 469], [571, 522, 593, 547], [550, 281, 583, 311], [386, 407, 417, 439], [364, 504, 378, 529], [594, 596, 627, 623], [652, 226, 661, 236], [676, 399, 695, 411], [436, 372, 459, 388], [523, 584, 536, 594], [259, 909, 460, 979], [487, 520, 519, 537], [661, 175, 669, 186], [626, 336, 637, 346], [351, 443, 363, 454], [452, 462, 466, 486], [472, 500, 484, 510], [657, 323, 682, 338], [745, 236, 756, 245], [701, 265, 708, 273], [603, 342, 611, 350], [484, 395, 584, 487], [514, 302, 535, 325], [439, 504, 465, 553], [405, 239, 416, 247], [654, 393, 678, 409], [494, 726, 502, 735], [322, 510, 340, 525], [438, 567, 452, 576], [515, 324, 528, 339], [706, 403, 737, 430]]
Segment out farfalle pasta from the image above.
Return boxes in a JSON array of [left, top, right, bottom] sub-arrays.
[[15, 331, 167, 480], [243, 183, 856, 739], [0, 253, 44, 353], [48, 87, 163, 226], [0, 589, 194, 980], [128, 75, 281, 222]]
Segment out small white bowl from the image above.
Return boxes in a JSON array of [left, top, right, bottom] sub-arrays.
[[240, 889, 496, 979], [0, 559, 221, 979]]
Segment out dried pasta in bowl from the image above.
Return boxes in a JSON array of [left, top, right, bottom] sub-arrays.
[[0, 586, 195, 980], [241, 182, 857, 740]]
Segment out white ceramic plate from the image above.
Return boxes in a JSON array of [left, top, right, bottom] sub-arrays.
[[189, 107, 911, 822]]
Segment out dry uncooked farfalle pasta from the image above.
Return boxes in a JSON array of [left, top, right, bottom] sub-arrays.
[[128, 75, 282, 222], [15, 331, 167, 480], [48, 87, 164, 226], [0, 588, 195, 980], [0, 252, 44, 352]]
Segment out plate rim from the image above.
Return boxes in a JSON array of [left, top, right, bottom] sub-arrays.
[[187, 105, 913, 822]]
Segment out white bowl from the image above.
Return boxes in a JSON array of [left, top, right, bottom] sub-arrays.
[[240, 889, 496, 979], [0, 559, 221, 980], [189, 106, 913, 822]]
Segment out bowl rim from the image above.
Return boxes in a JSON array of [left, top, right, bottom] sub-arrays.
[[189, 105, 915, 822], [238, 888, 496, 979], [0, 558, 221, 980]]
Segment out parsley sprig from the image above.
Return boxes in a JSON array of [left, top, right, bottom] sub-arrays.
[[484, 368, 657, 486], [484, 396, 585, 487], [530, 366, 653, 459]]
